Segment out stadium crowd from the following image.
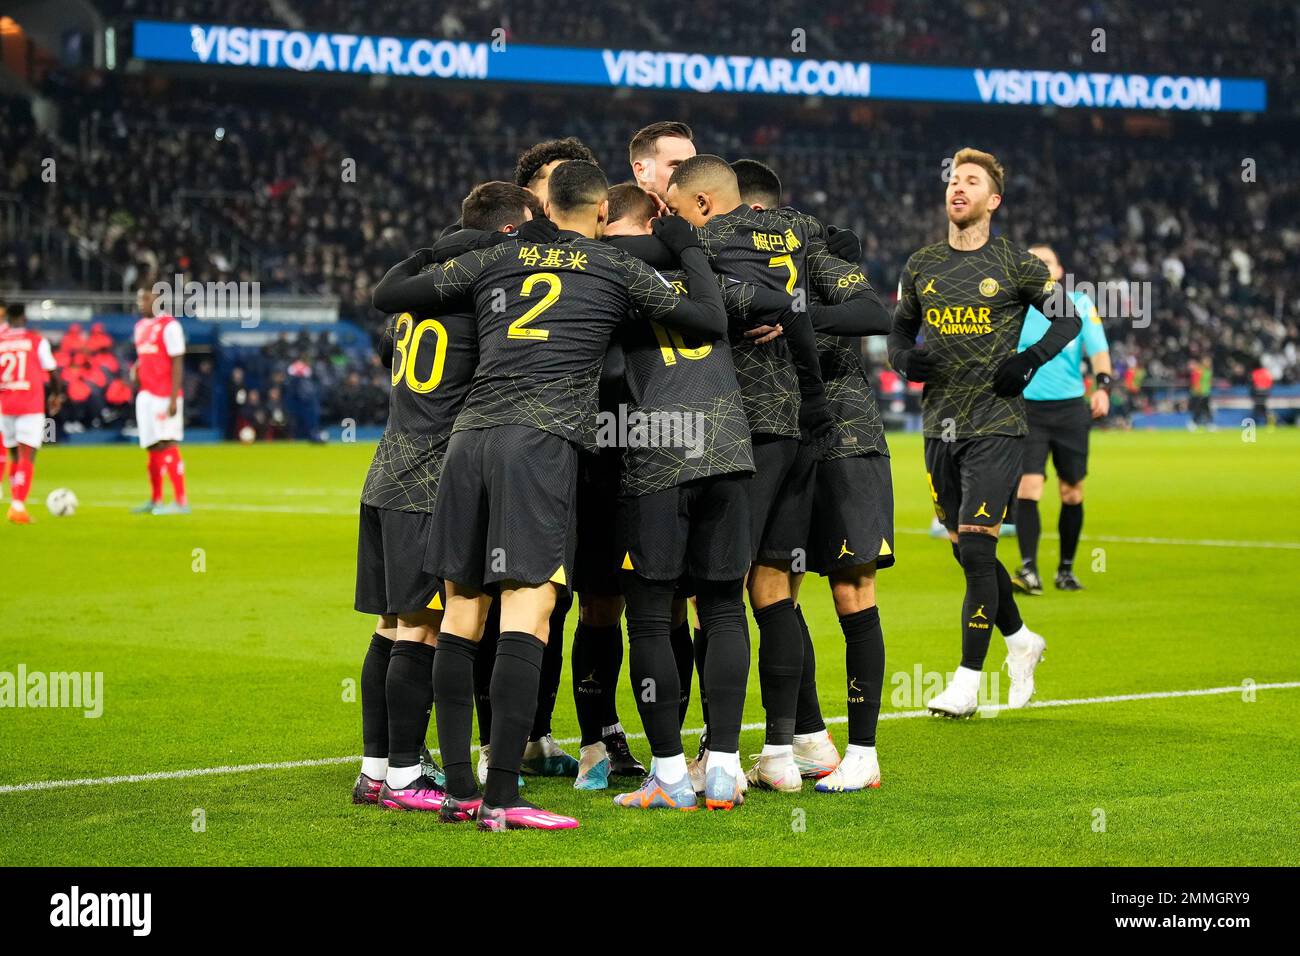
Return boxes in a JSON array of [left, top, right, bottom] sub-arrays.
[[225, 329, 390, 440], [7, 72, 1295, 397]]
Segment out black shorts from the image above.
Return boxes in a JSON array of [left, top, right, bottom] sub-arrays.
[[355, 504, 444, 616], [424, 425, 578, 591], [617, 472, 752, 583], [573, 450, 623, 597], [1023, 398, 1090, 484], [750, 435, 817, 564], [923, 435, 1023, 534], [808, 453, 896, 574]]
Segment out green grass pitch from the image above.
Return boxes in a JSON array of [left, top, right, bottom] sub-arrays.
[[1, 429, 1297, 866]]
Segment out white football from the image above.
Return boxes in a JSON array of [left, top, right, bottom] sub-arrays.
[[46, 488, 79, 517]]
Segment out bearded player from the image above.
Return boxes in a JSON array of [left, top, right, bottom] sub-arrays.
[[888, 148, 1080, 718]]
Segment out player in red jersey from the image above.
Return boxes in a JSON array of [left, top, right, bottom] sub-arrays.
[[132, 288, 189, 514], [0, 303, 60, 524]]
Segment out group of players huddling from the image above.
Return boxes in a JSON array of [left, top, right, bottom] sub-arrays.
[[350, 121, 1085, 831]]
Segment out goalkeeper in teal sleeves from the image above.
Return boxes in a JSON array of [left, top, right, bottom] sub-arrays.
[[1012, 245, 1112, 594]]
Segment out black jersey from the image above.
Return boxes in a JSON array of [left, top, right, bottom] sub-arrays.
[[360, 309, 479, 512], [891, 235, 1062, 439], [776, 207, 889, 460], [372, 230, 725, 451], [697, 205, 810, 438], [614, 265, 754, 496]]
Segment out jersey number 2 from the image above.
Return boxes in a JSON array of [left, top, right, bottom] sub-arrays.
[[509, 272, 562, 341]]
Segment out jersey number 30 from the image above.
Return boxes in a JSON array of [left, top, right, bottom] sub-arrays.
[[390, 313, 448, 394]]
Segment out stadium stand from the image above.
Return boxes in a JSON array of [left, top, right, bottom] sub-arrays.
[[1, 1, 1296, 440]]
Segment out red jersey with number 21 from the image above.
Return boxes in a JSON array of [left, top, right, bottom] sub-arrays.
[[0, 326, 56, 416], [134, 314, 185, 398]]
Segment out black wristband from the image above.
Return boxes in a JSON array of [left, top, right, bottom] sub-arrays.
[[1094, 372, 1113, 391]]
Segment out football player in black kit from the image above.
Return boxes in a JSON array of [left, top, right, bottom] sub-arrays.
[[731, 158, 894, 793], [372, 159, 727, 831], [888, 148, 1080, 719], [353, 182, 542, 812]]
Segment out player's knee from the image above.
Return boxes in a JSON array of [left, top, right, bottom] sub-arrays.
[[694, 579, 744, 627], [1060, 481, 1084, 505], [830, 566, 876, 614], [578, 593, 624, 627], [442, 589, 490, 640], [499, 581, 557, 641], [670, 598, 688, 628], [392, 616, 439, 647], [747, 561, 791, 608], [957, 531, 998, 575], [1018, 474, 1045, 500], [621, 575, 675, 638]]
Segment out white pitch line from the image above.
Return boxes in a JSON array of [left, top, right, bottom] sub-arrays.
[[82, 501, 1300, 550], [897, 528, 1300, 550], [2, 682, 1295, 795]]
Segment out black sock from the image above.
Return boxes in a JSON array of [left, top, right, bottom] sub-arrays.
[[670, 618, 694, 728], [755, 597, 803, 745], [793, 605, 826, 735], [599, 623, 625, 729], [694, 625, 710, 738], [431, 633, 478, 797], [385, 640, 436, 771], [622, 574, 683, 759], [1059, 502, 1083, 570], [531, 591, 571, 740], [841, 607, 884, 747], [995, 559, 1025, 634], [473, 601, 500, 746], [484, 632, 545, 807], [573, 620, 620, 746], [695, 580, 748, 753], [361, 633, 393, 761], [958, 533, 999, 671], [1016, 497, 1041, 571]]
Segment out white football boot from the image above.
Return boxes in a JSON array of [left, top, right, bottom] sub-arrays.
[[746, 748, 803, 792], [815, 745, 880, 793], [927, 666, 982, 718], [1003, 625, 1047, 709], [793, 728, 841, 778]]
